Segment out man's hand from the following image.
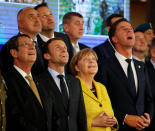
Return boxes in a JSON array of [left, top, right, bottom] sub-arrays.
[[136, 113, 150, 130], [124, 113, 151, 130], [124, 115, 143, 128]]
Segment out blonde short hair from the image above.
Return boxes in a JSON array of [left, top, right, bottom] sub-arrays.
[[70, 48, 98, 76]]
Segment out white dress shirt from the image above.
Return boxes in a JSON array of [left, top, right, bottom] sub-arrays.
[[13, 65, 32, 86], [39, 33, 54, 42], [48, 67, 69, 96], [72, 42, 80, 55], [150, 59, 155, 69], [115, 51, 138, 93]]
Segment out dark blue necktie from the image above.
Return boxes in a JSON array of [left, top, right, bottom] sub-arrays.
[[126, 59, 136, 93], [33, 41, 44, 68], [57, 75, 69, 109]]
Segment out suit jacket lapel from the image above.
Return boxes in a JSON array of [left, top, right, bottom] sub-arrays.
[[45, 70, 68, 111], [76, 76, 101, 103], [110, 56, 137, 99], [12, 67, 43, 109], [133, 60, 144, 100]]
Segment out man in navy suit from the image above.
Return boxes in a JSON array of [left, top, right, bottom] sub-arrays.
[[95, 18, 153, 131], [62, 12, 89, 56], [145, 38, 155, 131], [93, 14, 123, 65], [38, 38, 87, 131]]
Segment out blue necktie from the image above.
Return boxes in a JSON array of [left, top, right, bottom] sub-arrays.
[[126, 59, 136, 94], [57, 75, 69, 109]]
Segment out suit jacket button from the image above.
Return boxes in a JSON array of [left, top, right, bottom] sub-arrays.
[[99, 104, 102, 107]]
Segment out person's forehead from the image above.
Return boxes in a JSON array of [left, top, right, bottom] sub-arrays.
[[18, 36, 31, 42], [70, 16, 83, 21], [37, 6, 51, 13], [111, 17, 122, 24], [50, 40, 65, 46], [23, 8, 38, 16], [117, 21, 131, 28], [135, 32, 144, 36], [145, 29, 154, 33]]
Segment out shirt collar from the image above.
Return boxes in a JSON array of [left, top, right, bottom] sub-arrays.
[[132, 55, 145, 62], [115, 51, 132, 61], [13, 65, 32, 78], [72, 42, 79, 48], [48, 67, 65, 78], [20, 32, 37, 42], [150, 59, 155, 69], [39, 33, 54, 42]]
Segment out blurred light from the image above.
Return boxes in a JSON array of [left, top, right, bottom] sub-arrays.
[[139, 0, 147, 2]]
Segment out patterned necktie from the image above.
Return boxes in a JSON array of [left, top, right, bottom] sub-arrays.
[[33, 41, 44, 67], [126, 59, 136, 93], [25, 75, 42, 107], [57, 75, 69, 108]]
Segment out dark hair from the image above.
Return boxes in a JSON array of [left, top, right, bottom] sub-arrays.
[[34, 2, 48, 10], [108, 18, 129, 45], [7, 34, 30, 51], [43, 37, 65, 54], [1, 34, 30, 68], [106, 14, 123, 27], [63, 12, 83, 25]]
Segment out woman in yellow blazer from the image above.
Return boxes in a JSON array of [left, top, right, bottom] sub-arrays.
[[70, 48, 118, 131]]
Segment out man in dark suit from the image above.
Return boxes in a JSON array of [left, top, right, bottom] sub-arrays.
[[0, 7, 45, 75], [145, 38, 155, 131], [62, 12, 89, 56], [34, 3, 73, 71], [3, 34, 52, 131], [95, 18, 153, 131], [39, 38, 87, 131], [93, 14, 122, 65]]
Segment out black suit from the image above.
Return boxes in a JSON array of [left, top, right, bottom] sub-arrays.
[[37, 32, 74, 74], [79, 42, 89, 50], [93, 39, 115, 66], [38, 70, 87, 131], [4, 67, 52, 131], [145, 60, 155, 131], [95, 56, 153, 131], [0, 33, 46, 76]]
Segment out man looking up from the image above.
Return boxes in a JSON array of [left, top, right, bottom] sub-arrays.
[[34, 3, 74, 73], [38, 38, 87, 131], [132, 30, 147, 62], [93, 14, 123, 65], [3, 34, 52, 131], [62, 12, 89, 56], [95, 18, 153, 131]]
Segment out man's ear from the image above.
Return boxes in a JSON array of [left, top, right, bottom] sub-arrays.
[[63, 24, 69, 33], [44, 53, 50, 60], [112, 36, 117, 44], [10, 49, 17, 58], [106, 26, 110, 33]]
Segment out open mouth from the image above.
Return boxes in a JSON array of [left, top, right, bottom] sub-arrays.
[[127, 36, 133, 40], [28, 52, 35, 55]]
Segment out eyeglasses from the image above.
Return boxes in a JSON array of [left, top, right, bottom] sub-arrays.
[[19, 43, 35, 48]]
